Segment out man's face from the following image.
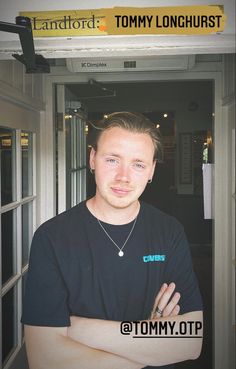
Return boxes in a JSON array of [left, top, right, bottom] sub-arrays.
[[90, 127, 156, 210]]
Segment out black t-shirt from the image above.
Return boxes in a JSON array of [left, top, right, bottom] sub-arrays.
[[22, 201, 203, 369]]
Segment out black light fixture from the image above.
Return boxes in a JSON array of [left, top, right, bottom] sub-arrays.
[[0, 16, 50, 73]]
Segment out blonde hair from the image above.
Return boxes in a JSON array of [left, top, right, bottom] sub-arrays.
[[91, 112, 163, 162]]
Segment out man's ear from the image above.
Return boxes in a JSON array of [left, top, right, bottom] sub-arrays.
[[89, 147, 96, 170], [151, 159, 157, 178]]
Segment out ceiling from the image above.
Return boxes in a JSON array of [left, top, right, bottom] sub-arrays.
[[65, 80, 213, 114]]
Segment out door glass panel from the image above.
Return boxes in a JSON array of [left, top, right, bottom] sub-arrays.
[[1, 209, 16, 285], [2, 287, 17, 365], [0, 127, 16, 206], [65, 116, 72, 209], [21, 131, 33, 198], [66, 116, 87, 209], [22, 201, 33, 267], [22, 272, 28, 306], [21, 272, 28, 339]]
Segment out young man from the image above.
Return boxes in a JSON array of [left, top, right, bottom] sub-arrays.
[[22, 112, 203, 369]]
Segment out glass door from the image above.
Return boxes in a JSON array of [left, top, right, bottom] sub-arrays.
[[0, 128, 35, 368], [55, 85, 88, 213]]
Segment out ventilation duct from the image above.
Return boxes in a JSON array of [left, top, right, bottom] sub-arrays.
[[66, 55, 195, 73]]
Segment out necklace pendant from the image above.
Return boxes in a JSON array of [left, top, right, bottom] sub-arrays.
[[97, 217, 137, 258]]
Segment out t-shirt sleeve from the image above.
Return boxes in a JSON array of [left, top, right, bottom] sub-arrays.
[[21, 225, 70, 327], [164, 221, 203, 314]]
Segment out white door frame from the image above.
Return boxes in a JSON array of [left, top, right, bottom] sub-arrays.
[[42, 66, 233, 369]]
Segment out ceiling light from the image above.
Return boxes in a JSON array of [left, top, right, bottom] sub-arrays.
[[65, 114, 72, 119], [163, 113, 168, 118]]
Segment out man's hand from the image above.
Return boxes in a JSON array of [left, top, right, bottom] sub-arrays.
[[150, 282, 180, 319], [67, 282, 202, 367]]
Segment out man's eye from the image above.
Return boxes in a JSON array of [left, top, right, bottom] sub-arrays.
[[106, 158, 118, 164], [134, 163, 145, 169]]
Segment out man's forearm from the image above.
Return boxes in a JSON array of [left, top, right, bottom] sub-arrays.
[[53, 336, 146, 369], [68, 311, 203, 367], [25, 325, 145, 369]]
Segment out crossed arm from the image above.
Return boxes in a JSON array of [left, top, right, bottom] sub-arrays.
[[67, 310, 202, 367], [25, 326, 145, 369], [25, 283, 203, 369]]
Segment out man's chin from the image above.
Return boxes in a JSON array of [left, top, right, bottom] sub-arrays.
[[107, 196, 138, 210]]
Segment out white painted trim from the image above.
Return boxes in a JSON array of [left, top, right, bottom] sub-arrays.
[[39, 87, 55, 223], [0, 197, 36, 214], [0, 179, 2, 368], [222, 94, 235, 107], [213, 85, 229, 369], [15, 130, 23, 350], [57, 85, 66, 213], [3, 345, 22, 369], [32, 133, 37, 234], [1, 274, 21, 297], [0, 33, 235, 60]]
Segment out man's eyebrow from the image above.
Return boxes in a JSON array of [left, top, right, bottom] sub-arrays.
[[102, 152, 121, 157], [102, 153, 147, 163]]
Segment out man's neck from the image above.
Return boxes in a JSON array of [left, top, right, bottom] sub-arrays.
[[86, 197, 140, 225]]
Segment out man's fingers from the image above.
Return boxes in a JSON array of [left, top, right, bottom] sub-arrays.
[[150, 283, 168, 318], [150, 282, 181, 319], [153, 283, 168, 307], [162, 292, 181, 317], [154, 282, 176, 314], [170, 304, 180, 316]]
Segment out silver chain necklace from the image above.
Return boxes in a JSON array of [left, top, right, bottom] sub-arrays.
[[97, 217, 138, 257]]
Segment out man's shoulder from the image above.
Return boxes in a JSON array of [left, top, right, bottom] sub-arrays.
[[141, 201, 183, 231], [36, 201, 86, 236]]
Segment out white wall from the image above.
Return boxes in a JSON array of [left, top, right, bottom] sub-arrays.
[[0, 59, 45, 224], [0, 60, 44, 103]]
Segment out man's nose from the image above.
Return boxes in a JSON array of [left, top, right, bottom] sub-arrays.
[[115, 163, 130, 182]]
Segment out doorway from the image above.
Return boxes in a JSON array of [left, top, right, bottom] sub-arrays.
[[56, 79, 213, 369]]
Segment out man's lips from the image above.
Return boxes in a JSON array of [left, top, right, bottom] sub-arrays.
[[110, 187, 132, 195]]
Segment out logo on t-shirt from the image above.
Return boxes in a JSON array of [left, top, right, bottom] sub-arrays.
[[143, 254, 166, 262]]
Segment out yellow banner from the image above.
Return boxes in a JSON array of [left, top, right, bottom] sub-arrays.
[[20, 9, 107, 37], [20, 6, 226, 37]]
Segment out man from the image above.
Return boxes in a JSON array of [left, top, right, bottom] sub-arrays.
[[22, 112, 203, 369]]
